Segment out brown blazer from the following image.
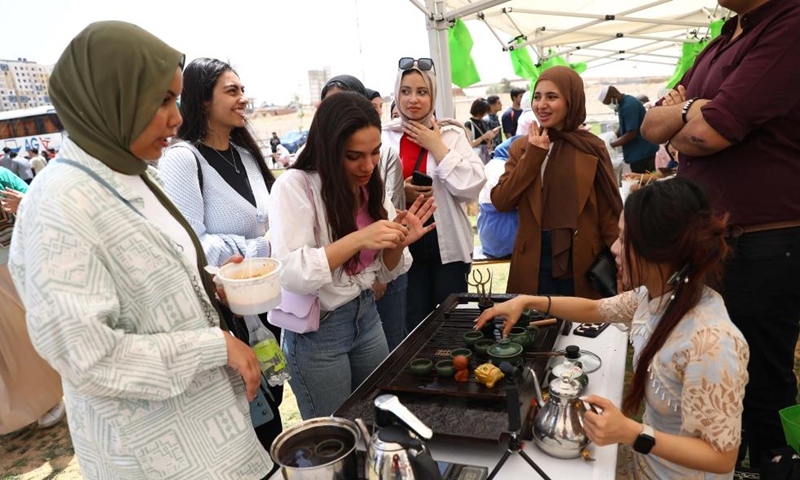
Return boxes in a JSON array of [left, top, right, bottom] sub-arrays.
[[491, 137, 620, 298]]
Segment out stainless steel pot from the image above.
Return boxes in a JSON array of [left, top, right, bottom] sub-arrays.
[[270, 417, 361, 480]]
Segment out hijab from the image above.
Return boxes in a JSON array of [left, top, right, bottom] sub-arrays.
[[537, 66, 622, 279], [385, 63, 464, 133], [50, 21, 183, 176], [320, 74, 367, 100], [49, 21, 225, 328]]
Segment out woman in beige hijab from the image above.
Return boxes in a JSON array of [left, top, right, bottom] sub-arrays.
[[9, 21, 271, 479]]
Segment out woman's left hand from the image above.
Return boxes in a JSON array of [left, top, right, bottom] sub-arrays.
[[582, 395, 642, 446], [0, 188, 24, 214], [213, 254, 244, 305], [403, 119, 444, 152], [393, 195, 436, 248]]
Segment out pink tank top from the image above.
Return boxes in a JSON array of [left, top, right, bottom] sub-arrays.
[[352, 187, 379, 274]]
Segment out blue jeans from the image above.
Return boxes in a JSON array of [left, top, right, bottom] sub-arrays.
[[282, 290, 389, 419], [376, 273, 408, 352]]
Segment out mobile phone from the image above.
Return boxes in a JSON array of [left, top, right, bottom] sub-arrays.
[[411, 171, 433, 187]]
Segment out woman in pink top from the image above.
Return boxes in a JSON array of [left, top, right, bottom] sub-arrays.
[[268, 92, 436, 418]]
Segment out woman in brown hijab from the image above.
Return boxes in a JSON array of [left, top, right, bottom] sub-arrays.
[[492, 66, 622, 298]]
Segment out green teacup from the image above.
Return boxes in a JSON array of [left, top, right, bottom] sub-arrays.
[[463, 330, 484, 348], [435, 359, 455, 378], [409, 358, 433, 376]]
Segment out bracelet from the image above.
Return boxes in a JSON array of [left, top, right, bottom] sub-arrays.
[[543, 295, 552, 317], [681, 97, 699, 124]]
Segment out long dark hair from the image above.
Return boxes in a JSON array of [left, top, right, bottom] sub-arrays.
[[291, 92, 387, 274], [177, 57, 274, 190], [621, 177, 729, 415]]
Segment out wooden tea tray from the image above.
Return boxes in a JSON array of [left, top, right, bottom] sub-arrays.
[[335, 293, 562, 444]]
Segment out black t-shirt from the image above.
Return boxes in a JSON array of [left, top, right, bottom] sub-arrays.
[[196, 143, 256, 207], [465, 118, 489, 146], [269, 136, 280, 153]]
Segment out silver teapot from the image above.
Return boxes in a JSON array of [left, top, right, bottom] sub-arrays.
[[529, 369, 591, 459], [365, 394, 442, 480]]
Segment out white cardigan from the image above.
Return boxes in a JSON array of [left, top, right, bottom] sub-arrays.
[[382, 124, 486, 264], [158, 141, 271, 267], [269, 170, 412, 311]]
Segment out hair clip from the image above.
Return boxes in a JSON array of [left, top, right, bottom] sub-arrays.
[[667, 263, 690, 286]]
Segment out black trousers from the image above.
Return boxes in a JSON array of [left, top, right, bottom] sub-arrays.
[[405, 228, 470, 332], [628, 154, 655, 174], [722, 227, 800, 469]]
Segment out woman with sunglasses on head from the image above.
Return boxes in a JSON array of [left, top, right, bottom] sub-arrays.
[[9, 22, 272, 478], [492, 66, 621, 299], [477, 177, 748, 479], [384, 57, 486, 332], [158, 58, 284, 463], [269, 92, 435, 419]]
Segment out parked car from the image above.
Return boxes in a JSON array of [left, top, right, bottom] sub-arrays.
[[280, 130, 309, 154]]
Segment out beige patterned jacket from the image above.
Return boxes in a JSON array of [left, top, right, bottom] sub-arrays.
[[9, 140, 272, 479]]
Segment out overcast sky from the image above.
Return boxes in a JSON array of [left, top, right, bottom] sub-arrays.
[[0, 0, 676, 105]]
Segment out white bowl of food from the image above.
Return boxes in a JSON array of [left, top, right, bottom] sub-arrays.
[[216, 258, 282, 315]]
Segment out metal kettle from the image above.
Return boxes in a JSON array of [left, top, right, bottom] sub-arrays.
[[365, 394, 443, 480], [529, 369, 591, 459]]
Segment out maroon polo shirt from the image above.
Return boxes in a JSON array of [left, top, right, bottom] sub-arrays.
[[676, 0, 800, 227]]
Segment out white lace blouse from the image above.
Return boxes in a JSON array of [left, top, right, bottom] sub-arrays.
[[598, 287, 749, 480]]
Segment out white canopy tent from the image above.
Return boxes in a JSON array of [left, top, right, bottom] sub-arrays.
[[411, 0, 729, 117]]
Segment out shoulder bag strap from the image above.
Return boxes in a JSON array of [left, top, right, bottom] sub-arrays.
[[413, 148, 428, 173], [55, 159, 144, 218]]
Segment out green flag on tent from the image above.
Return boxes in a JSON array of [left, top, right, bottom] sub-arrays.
[[666, 19, 725, 88], [510, 39, 539, 79], [448, 19, 480, 88]]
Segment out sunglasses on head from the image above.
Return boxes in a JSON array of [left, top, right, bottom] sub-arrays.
[[399, 57, 435, 72], [325, 80, 350, 91]]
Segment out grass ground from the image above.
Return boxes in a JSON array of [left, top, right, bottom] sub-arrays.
[[4, 216, 800, 479]]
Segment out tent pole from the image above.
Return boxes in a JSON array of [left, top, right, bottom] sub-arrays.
[[408, 0, 432, 18], [478, 12, 512, 48], [425, 0, 454, 118], [441, 0, 510, 23], [512, 8, 708, 28]]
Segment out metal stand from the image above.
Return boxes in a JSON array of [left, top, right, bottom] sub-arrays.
[[487, 363, 552, 480]]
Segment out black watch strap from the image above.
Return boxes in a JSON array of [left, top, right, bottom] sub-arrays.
[[633, 424, 656, 455]]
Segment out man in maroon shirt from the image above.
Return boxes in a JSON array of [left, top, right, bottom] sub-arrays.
[[641, 0, 800, 471]]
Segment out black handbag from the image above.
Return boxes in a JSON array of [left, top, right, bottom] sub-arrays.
[[586, 248, 617, 298]]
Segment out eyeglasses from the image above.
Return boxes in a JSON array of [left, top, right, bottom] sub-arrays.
[[398, 57, 435, 72]]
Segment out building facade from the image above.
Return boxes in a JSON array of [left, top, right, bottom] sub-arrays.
[[0, 58, 54, 112], [308, 66, 331, 104]]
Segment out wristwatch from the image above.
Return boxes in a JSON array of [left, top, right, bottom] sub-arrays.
[[633, 424, 656, 455]]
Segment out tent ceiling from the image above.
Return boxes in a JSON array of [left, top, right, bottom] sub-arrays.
[[443, 0, 729, 68]]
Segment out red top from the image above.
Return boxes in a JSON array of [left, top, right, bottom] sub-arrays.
[[675, 0, 800, 226], [399, 134, 427, 179]]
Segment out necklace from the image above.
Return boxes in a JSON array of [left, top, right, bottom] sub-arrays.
[[208, 145, 240, 174]]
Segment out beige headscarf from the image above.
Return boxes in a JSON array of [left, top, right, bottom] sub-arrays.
[[384, 62, 464, 133], [49, 21, 225, 329]]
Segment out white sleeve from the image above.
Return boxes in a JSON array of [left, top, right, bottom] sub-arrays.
[[268, 171, 333, 294], [159, 146, 268, 266], [433, 128, 487, 203]]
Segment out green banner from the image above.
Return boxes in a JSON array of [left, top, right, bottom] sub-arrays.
[[510, 39, 539, 79], [448, 19, 481, 88], [666, 19, 725, 88]]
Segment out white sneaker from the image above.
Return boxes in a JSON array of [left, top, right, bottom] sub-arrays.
[[37, 400, 66, 428]]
